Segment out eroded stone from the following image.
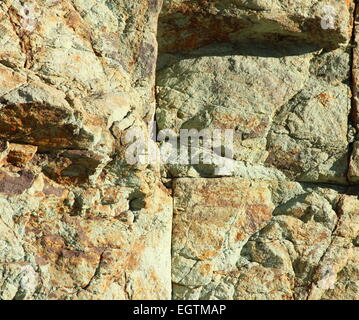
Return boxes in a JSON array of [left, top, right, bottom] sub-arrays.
[[159, 0, 354, 53], [172, 178, 357, 300]]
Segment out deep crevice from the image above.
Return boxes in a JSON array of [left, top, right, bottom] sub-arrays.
[[347, 1, 359, 187]]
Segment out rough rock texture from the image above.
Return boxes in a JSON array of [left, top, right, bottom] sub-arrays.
[[157, 44, 351, 183], [159, 0, 359, 300], [158, 0, 354, 53], [0, 0, 172, 300], [172, 178, 359, 300], [0, 0, 359, 300]]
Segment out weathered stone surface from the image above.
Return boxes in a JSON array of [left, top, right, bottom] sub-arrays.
[[159, 0, 354, 53], [0, 159, 172, 299], [163, 0, 357, 300], [349, 141, 359, 182], [350, 5, 359, 184], [7, 143, 37, 167], [0, 0, 164, 155], [157, 44, 351, 183], [1, 0, 359, 301], [172, 178, 358, 300], [0, 0, 172, 300], [0, 140, 10, 167]]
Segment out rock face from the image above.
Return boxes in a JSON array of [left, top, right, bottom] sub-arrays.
[[158, 0, 354, 53], [172, 178, 359, 300], [0, 0, 358, 300], [0, 0, 172, 300], [157, 44, 351, 183], [159, 0, 359, 301]]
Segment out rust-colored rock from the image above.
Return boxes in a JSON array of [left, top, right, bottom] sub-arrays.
[[0, 0, 359, 301]]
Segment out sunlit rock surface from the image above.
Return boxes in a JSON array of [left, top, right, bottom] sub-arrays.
[[0, 0, 358, 300]]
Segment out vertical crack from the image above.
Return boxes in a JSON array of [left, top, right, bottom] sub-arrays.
[[347, 0, 359, 184], [82, 250, 105, 291], [305, 195, 345, 300]]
